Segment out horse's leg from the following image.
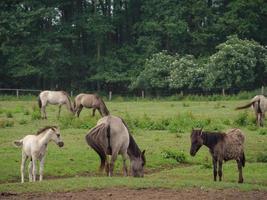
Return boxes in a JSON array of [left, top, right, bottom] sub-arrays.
[[32, 157, 37, 182], [28, 160, 33, 182], [105, 155, 110, 176], [21, 152, 27, 183], [212, 157, 218, 181], [41, 105, 47, 120], [218, 160, 223, 181], [109, 153, 118, 177], [58, 104, 62, 119], [92, 108, 96, 117], [236, 160, 244, 183], [121, 152, 128, 176], [77, 105, 83, 118], [260, 113, 265, 127], [39, 156, 45, 181]]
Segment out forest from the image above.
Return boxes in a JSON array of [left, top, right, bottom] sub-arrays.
[[0, 0, 267, 95]]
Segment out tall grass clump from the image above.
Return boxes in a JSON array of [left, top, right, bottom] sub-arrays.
[[59, 115, 98, 129], [31, 105, 41, 120], [257, 152, 267, 163], [0, 118, 14, 128], [234, 111, 252, 126], [161, 149, 187, 163], [5, 111, 13, 118]]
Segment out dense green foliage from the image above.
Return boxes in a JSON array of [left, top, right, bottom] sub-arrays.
[[0, 0, 267, 94]]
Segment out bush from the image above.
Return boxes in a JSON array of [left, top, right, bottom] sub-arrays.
[[31, 105, 41, 120], [5, 111, 13, 118], [258, 129, 267, 135], [234, 111, 250, 126], [161, 150, 187, 163], [0, 119, 14, 128], [257, 152, 267, 162]]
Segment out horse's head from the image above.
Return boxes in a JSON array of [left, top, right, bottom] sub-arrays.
[[190, 128, 203, 156], [50, 127, 64, 147], [130, 150, 146, 177]]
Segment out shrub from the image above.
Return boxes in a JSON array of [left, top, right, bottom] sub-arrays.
[[234, 111, 250, 126], [23, 109, 30, 115], [5, 111, 13, 118], [161, 150, 187, 163], [31, 105, 41, 120], [0, 119, 14, 128], [258, 129, 267, 135], [257, 152, 267, 162]]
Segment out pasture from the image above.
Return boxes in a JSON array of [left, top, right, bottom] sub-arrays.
[[0, 98, 267, 198]]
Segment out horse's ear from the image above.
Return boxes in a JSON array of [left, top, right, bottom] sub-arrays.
[[142, 150, 146, 155]]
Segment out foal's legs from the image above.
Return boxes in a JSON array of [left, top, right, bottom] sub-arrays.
[[28, 160, 33, 182], [32, 157, 37, 182], [39, 156, 45, 181], [218, 160, 223, 181], [21, 152, 28, 183], [212, 157, 218, 181], [236, 160, 244, 183]]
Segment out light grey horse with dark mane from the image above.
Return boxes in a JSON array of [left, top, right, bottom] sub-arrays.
[[74, 93, 110, 117], [85, 115, 146, 177], [38, 90, 74, 119], [236, 95, 267, 126]]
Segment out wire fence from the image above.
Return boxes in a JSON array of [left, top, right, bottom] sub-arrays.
[[0, 86, 266, 100]]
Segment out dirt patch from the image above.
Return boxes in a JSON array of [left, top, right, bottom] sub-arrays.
[[2, 188, 267, 200]]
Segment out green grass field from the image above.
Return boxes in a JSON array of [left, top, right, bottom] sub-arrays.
[[0, 99, 267, 193]]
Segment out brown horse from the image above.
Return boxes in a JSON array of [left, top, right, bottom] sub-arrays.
[[236, 95, 267, 126], [85, 115, 146, 177], [190, 128, 245, 183], [74, 93, 110, 117]]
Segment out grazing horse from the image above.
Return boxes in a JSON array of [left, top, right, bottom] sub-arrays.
[[236, 95, 267, 126], [13, 126, 64, 183], [85, 115, 146, 177], [74, 93, 110, 117], [190, 128, 245, 183], [38, 90, 74, 119]]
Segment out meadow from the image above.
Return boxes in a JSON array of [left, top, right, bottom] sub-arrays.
[[0, 97, 267, 194]]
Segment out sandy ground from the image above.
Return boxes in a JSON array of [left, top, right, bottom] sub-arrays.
[[1, 188, 267, 200]]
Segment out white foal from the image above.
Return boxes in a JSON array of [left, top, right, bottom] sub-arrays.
[[14, 126, 64, 183]]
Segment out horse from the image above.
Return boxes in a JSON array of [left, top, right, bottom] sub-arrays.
[[190, 128, 245, 183], [13, 126, 64, 183], [74, 93, 110, 117], [85, 115, 146, 177], [236, 95, 267, 126], [38, 90, 74, 119]]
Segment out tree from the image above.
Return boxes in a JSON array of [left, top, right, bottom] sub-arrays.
[[205, 35, 267, 90]]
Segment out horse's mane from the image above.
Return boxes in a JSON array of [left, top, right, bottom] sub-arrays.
[[120, 118, 142, 158], [95, 94, 110, 116], [61, 91, 73, 111], [36, 126, 57, 135], [202, 131, 226, 146]]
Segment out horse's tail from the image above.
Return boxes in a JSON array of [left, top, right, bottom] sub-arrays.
[[241, 152, 246, 167], [235, 96, 261, 110], [73, 98, 77, 112], [96, 95, 110, 116], [85, 123, 109, 171], [106, 124, 112, 155], [13, 140, 23, 147], [38, 95, 42, 109]]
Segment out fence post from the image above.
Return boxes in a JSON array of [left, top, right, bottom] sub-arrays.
[[222, 88, 225, 96], [109, 91, 112, 101], [261, 86, 264, 95], [180, 90, 183, 96], [141, 90, 145, 99], [70, 91, 73, 97], [16, 89, 19, 98]]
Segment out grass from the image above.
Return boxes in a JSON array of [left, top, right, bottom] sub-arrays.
[[0, 99, 266, 193]]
